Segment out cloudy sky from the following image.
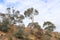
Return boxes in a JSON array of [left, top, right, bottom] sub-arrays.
[[0, 0, 60, 32]]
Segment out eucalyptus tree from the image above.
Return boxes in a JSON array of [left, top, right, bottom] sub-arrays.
[[16, 14, 25, 29], [6, 7, 11, 17], [6, 7, 25, 25], [43, 21, 56, 32], [14, 14, 25, 39], [11, 7, 25, 27], [17, 14, 24, 23], [24, 7, 39, 29], [24, 8, 39, 23], [4, 7, 11, 24], [13, 10, 20, 24], [14, 13, 25, 39], [6, 7, 15, 24], [43, 21, 56, 40]]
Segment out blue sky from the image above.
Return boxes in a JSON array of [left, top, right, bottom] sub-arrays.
[[0, 0, 60, 32]]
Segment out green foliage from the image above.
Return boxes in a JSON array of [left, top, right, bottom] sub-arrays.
[[14, 26, 24, 39], [2, 19, 9, 25], [15, 10, 20, 14], [24, 8, 33, 17], [0, 19, 9, 33], [19, 15, 24, 19], [14, 31, 23, 39], [24, 8, 39, 26], [43, 21, 56, 40], [45, 34, 51, 40], [7, 8, 10, 10], [33, 22, 41, 29], [28, 22, 41, 29], [43, 21, 56, 32], [24, 8, 39, 17], [45, 32, 52, 40], [0, 25, 9, 33]]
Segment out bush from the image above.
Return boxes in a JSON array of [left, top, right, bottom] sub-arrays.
[[14, 32, 23, 39], [0, 18, 9, 33], [0, 25, 9, 33], [2, 19, 9, 25], [14, 28, 24, 39]]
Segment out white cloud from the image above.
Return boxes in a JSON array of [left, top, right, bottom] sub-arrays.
[[0, 4, 6, 13], [4, 0, 19, 3]]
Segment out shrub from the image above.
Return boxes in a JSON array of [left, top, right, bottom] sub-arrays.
[[0, 25, 9, 33], [2, 19, 9, 25], [0, 18, 9, 33], [14, 32, 23, 39], [14, 27, 24, 39]]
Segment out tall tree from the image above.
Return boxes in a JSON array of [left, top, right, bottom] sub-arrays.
[[14, 10, 20, 24], [43, 21, 56, 32], [24, 8, 39, 23], [43, 21, 56, 40], [12, 7, 24, 26], [6, 7, 11, 17], [6, 7, 25, 25], [6, 7, 11, 24]]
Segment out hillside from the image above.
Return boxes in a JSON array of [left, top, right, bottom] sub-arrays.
[[0, 25, 60, 40]]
